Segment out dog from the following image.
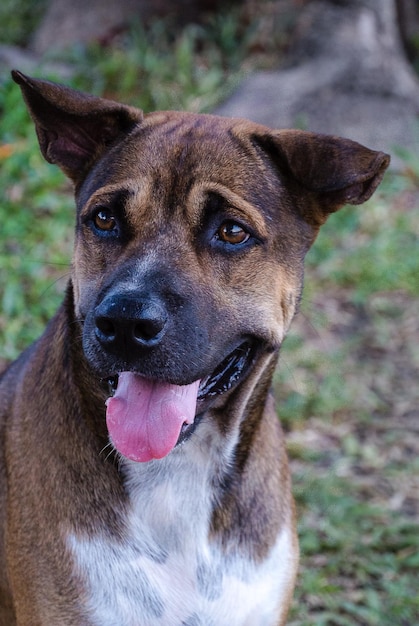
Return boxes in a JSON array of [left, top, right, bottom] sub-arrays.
[[0, 71, 389, 626]]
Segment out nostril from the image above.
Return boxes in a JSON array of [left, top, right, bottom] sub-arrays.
[[133, 318, 165, 343], [95, 316, 116, 341]]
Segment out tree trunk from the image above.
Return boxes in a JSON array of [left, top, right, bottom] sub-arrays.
[[217, 0, 419, 164]]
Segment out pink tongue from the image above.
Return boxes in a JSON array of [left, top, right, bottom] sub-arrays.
[[105, 373, 200, 463]]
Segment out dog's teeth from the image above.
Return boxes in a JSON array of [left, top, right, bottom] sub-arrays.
[[107, 376, 118, 396]]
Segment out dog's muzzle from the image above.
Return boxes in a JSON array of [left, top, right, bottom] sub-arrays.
[[83, 291, 261, 464]]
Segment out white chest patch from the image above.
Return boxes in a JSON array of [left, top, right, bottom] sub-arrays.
[[67, 427, 295, 625]]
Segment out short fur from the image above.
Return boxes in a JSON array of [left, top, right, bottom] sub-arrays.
[[0, 72, 389, 625]]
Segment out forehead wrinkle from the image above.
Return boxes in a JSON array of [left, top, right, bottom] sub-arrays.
[[124, 178, 153, 215], [138, 116, 243, 173], [124, 184, 172, 242], [123, 179, 196, 254]]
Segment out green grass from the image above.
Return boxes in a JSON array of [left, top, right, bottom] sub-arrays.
[[1, 7, 419, 625], [0, 77, 73, 358]]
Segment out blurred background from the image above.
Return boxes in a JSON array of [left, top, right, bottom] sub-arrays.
[[1, 1, 418, 624]]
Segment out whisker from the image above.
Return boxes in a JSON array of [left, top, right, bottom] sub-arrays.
[[99, 442, 118, 465]]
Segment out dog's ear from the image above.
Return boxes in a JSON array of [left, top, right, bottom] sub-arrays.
[[251, 129, 390, 226], [11, 70, 143, 184]]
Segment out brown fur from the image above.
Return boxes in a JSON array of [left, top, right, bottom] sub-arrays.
[[0, 72, 389, 625]]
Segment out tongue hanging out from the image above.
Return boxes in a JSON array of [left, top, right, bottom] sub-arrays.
[[105, 373, 200, 463]]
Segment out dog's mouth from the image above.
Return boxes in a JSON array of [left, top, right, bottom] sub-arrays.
[[197, 340, 255, 400], [103, 340, 256, 463]]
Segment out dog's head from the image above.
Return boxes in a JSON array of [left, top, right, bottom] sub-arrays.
[[13, 71, 389, 462]]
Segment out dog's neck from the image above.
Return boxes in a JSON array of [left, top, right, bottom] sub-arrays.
[[121, 416, 233, 548]]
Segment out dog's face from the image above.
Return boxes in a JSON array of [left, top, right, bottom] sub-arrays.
[[75, 113, 308, 385], [13, 72, 389, 462]]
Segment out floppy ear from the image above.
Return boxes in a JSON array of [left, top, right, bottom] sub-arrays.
[[11, 70, 143, 185], [252, 129, 390, 226]]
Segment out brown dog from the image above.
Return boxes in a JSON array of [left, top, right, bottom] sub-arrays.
[[0, 71, 389, 626]]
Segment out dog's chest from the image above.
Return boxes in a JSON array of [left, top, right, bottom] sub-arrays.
[[67, 445, 291, 626]]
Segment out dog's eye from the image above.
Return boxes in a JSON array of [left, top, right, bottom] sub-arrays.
[[93, 209, 117, 233], [217, 221, 250, 245]]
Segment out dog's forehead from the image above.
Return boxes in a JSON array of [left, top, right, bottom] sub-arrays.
[[112, 111, 264, 181], [79, 111, 281, 221]]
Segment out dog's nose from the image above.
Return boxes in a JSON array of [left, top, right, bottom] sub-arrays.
[[94, 294, 168, 350]]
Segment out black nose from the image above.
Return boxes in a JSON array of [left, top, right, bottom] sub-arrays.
[[94, 294, 168, 351]]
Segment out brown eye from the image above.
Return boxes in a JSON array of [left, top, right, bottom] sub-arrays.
[[94, 209, 117, 232], [218, 222, 250, 245]]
